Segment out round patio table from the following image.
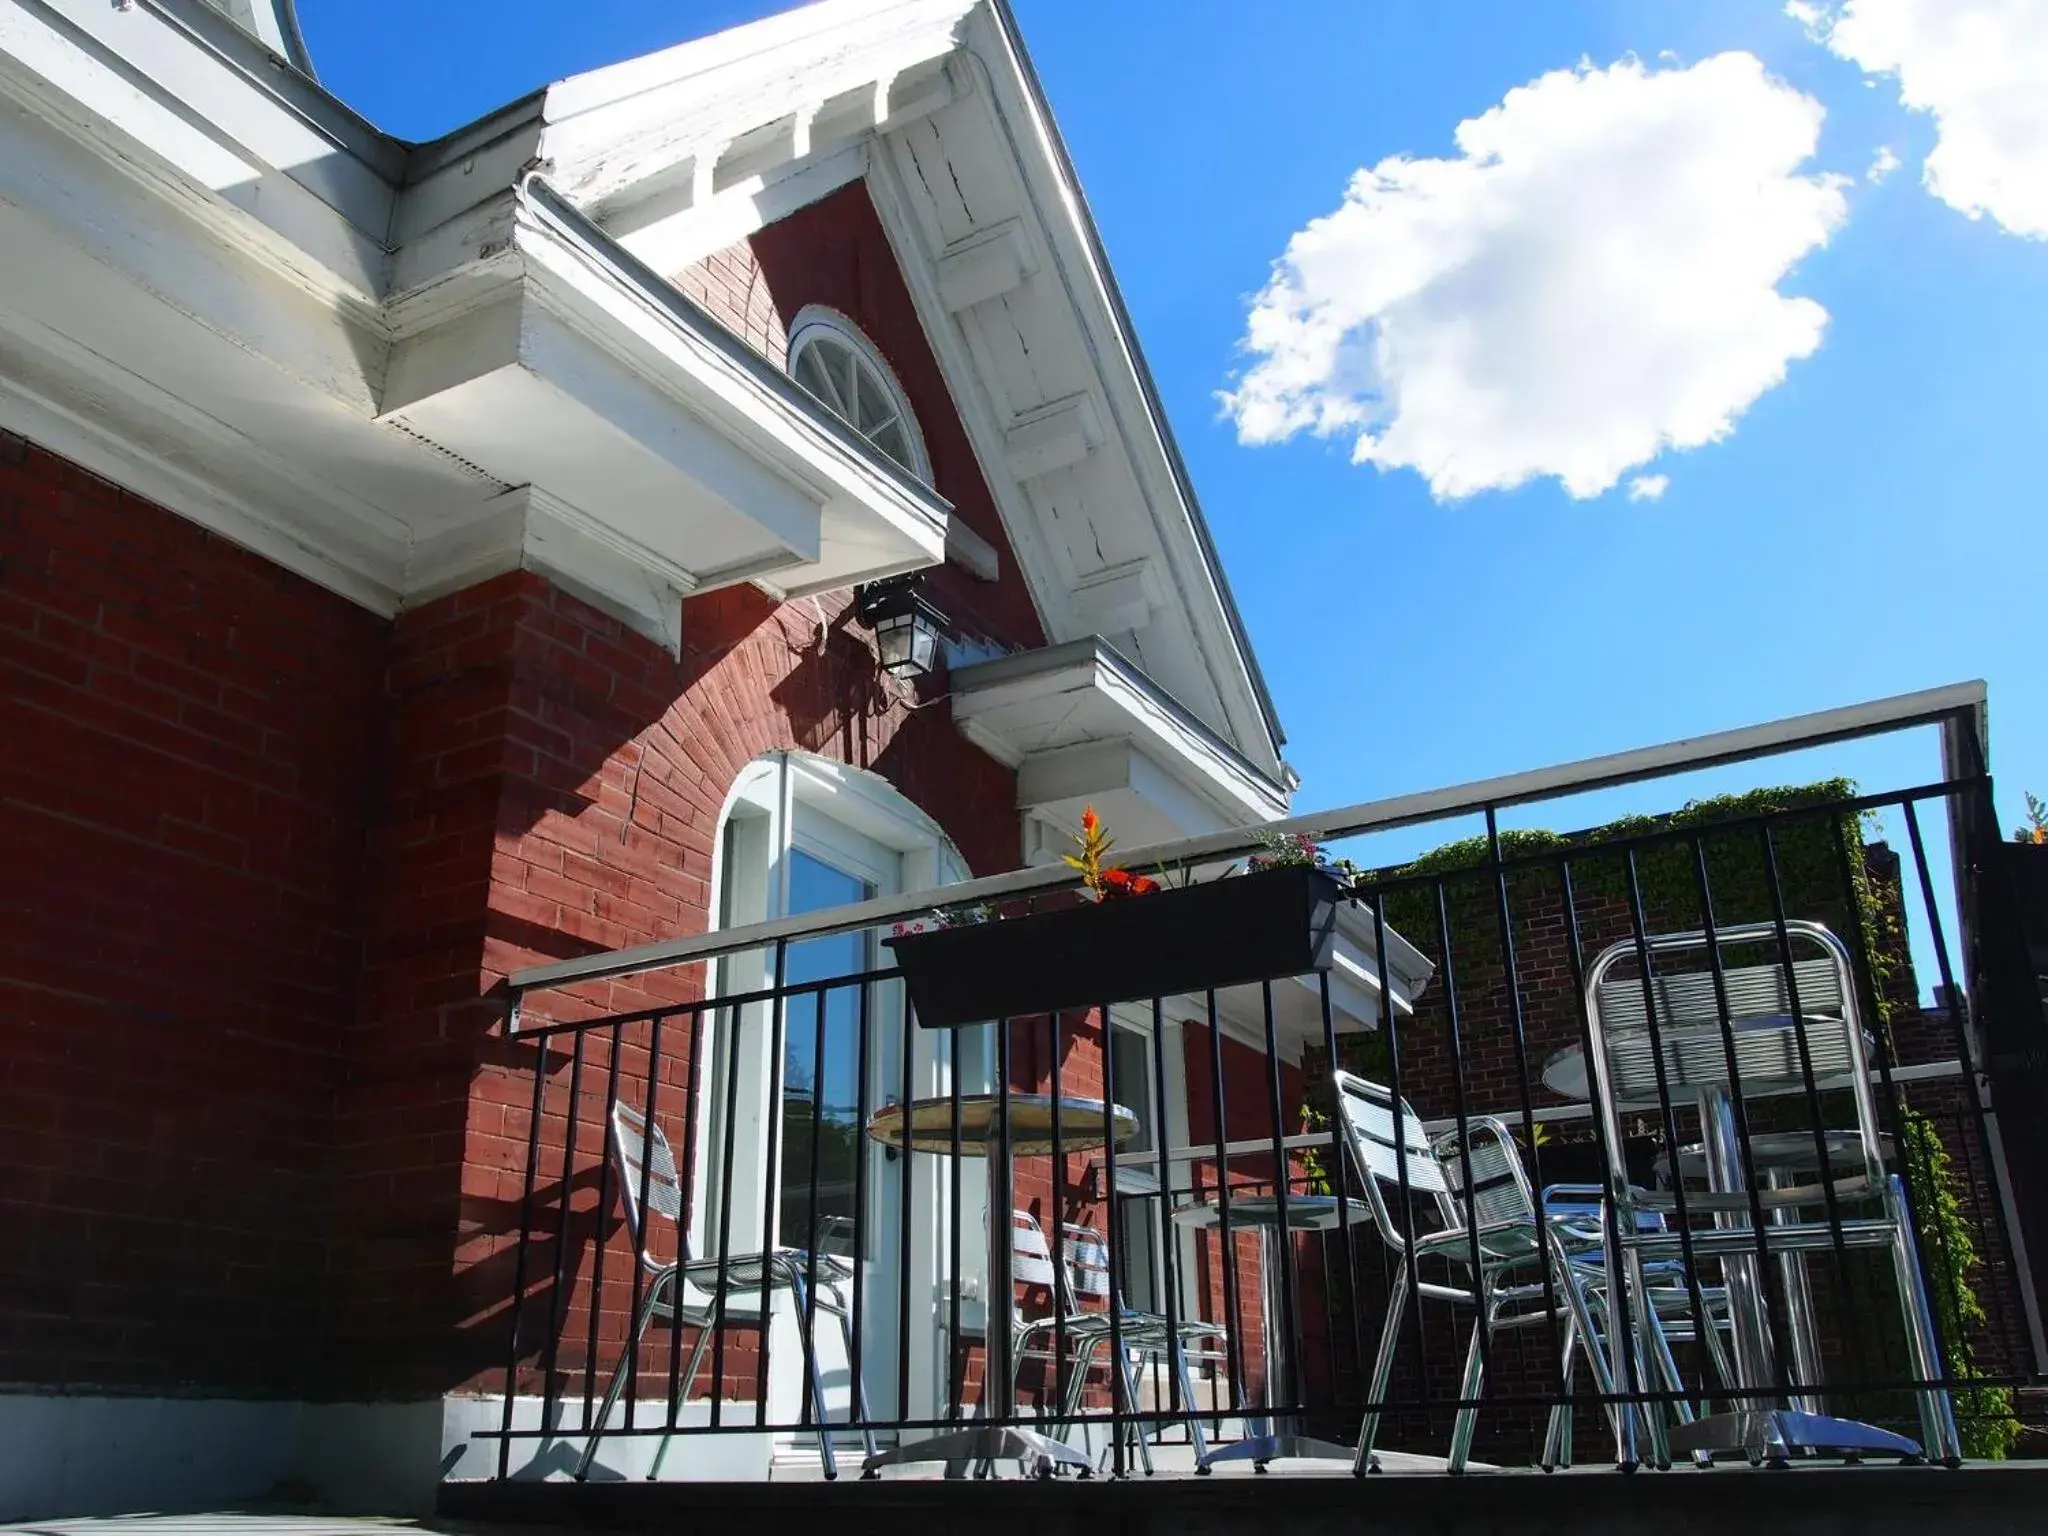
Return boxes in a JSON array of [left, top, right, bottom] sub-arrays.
[[859, 1092, 1139, 1478]]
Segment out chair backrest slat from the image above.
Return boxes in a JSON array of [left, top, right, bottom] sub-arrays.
[[1459, 1135, 1534, 1230], [613, 1101, 684, 1255], [1060, 1224, 1112, 1305], [1334, 1076, 1448, 1196], [1595, 957, 1843, 1035], [1011, 1209, 1058, 1289]]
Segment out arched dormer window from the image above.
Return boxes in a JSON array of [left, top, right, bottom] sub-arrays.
[[788, 308, 931, 483]]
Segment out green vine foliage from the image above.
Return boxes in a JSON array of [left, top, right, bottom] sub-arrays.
[[1327, 778, 2019, 1457], [1904, 1111, 2020, 1458]]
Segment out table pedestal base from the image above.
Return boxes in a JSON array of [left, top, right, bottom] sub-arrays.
[[1197, 1431, 1371, 1474], [1668, 1409, 1922, 1464], [860, 1424, 1092, 1479]]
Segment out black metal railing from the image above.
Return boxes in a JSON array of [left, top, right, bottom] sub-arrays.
[[475, 689, 2045, 1482]]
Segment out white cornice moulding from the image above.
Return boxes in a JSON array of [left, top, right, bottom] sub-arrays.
[[1003, 393, 1101, 481], [404, 484, 689, 654], [936, 218, 1036, 312], [1069, 557, 1158, 637]]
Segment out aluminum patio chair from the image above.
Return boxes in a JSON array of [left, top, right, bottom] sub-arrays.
[[1055, 1221, 1229, 1471], [1332, 1071, 1620, 1474], [1537, 1184, 1737, 1470], [574, 1100, 876, 1482], [1582, 921, 1960, 1464]]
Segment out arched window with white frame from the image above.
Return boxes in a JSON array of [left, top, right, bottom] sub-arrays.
[[786, 308, 931, 483]]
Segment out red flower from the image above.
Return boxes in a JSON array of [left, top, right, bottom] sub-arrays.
[[1097, 867, 1160, 900]]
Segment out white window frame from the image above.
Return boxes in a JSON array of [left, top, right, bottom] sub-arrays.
[[690, 750, 981, 1429], [786, 306, 932, 484]]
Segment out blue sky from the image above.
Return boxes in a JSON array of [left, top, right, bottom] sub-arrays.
[[300, 0, 2045, 902]]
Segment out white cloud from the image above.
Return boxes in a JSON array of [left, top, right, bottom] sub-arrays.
[[1221, 53, 1848, 501], [1800, 0, 2048, 239], [1868, 144, 1902, 182], [1626, 473, 1671, 501]]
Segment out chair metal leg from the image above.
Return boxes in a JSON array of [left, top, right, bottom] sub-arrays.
[[1114, 1346, 1155, 1476], [1353, 1264, 1408, 1475], [1543, 1310, 1580, 1471], [788, 1273, 839, 1480], [1888, 1175, 1962, 1465], [1171, 1335, 1211, 1466], [833, 1303, 879, 1461], [577, 1270, 673, 1482], [647, 1314, 716, 1482], [1446, 1306, 1489, 1474]]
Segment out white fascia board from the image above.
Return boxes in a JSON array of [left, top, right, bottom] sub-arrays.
[[0, 0, 959, 643], [953, 3, 1286, 773], [1, 0, 399, 301], [608, 140, 869, 285], [383, 182, 948, 602], [516, 183, 950, 572], [535, 6, 969, 218]]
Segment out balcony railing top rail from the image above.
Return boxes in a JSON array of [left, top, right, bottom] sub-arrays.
[[505, 679, 1987, 1003]]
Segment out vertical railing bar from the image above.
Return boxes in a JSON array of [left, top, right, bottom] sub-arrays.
[[1555, 858, 1644, 1463], [1207, 988, 1247, 1444], [753, 938, 790, 1429], [624, 1010, 664, 1436], [1430, 877, 1491, 1403], [664, 1008, 702, 1438], [799, 978, 830, 1434], [1152, 996, 1187, 1434], [582, 1021, 625, 1434], [896, 995, 917, 1425], [850, 970, 874, 1430], [538, 1028, 588, 1440], [1618, 848, 1715, 1415], [1103, 999, 1128, 1477], [498, 1029, 551, 1479], [947, 1026, 965, 1423], [1903, 796, 2025, 1360], [1258, 978, 1299, 1436], [1050, 1011, 1068, 1429], [1687, 830, 1798, 1408], [1315, 969, 1363, 1404], [1484, 807, 1567, 1381], [994, 1018, 1013, 1428], [1370, 890, 1429, 1424], [1826, 812, 1961, 1398], [1751, 823, 1866, 1407], [710, 993, 746, 1430]]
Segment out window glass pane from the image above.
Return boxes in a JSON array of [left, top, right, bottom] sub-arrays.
[[792, 345, 835, 409], [789, 320, 924, 482], [780, 850, 872, 1254], [1112, 1024, 1158, 1311]]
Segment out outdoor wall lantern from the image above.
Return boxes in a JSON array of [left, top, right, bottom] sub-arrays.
[[852, 574, 947, 680]]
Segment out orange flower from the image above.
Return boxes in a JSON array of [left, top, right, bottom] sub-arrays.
[[1097, 867, 1160, 901], [1080, 804, 1100, 836]]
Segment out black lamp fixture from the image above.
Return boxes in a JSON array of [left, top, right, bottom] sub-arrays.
[[852, 573, 948, 680]]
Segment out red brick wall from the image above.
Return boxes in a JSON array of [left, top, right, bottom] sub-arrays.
[[460, 576, 1027, 1402], [0, 430, 386, 1394], [681, 182, 1046, 652]]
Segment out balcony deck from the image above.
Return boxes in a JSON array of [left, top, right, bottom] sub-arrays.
[[432, 1463, 2048, 1536], [10, 1466, 2048, 1536]]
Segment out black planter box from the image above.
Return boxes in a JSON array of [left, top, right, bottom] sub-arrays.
[[885, 865, 1345, 1028]]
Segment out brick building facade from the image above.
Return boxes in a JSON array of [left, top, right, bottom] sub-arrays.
[[0, 1, 1335, 1510]]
